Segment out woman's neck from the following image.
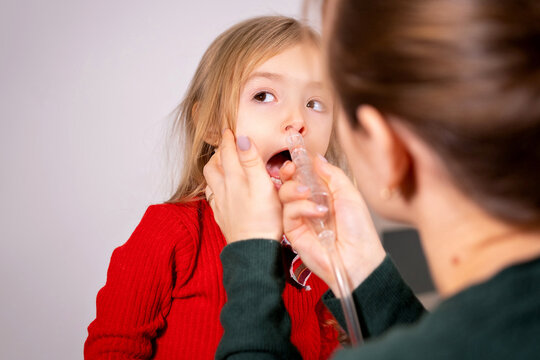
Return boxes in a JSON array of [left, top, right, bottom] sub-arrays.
[[417, 189, 540, 298], [391, 121, 540, 298]]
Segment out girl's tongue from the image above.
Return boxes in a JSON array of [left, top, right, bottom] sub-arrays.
[[265, 150, 291, 185]]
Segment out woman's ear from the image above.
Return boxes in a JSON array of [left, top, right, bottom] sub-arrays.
[[356, 105, 411, 191]]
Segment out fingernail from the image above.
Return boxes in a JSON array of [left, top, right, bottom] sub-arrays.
[[316, 205, 328, 213], [297, 185, 309, 193], [317, 154, 328, 163], [237, 136, 251, 151], [281, 160, 291, 169]]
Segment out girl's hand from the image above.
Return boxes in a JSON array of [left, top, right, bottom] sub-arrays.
[[278, 156, 386, 294], [203, 129, 282, 243]]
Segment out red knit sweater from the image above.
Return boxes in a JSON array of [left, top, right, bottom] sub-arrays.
[[85, 200, 339, 359]]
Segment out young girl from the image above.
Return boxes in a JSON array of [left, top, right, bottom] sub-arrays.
[[85, 16, 343, 360]]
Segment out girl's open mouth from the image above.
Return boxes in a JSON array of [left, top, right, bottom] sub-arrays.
[[265, 149, 292, 189]]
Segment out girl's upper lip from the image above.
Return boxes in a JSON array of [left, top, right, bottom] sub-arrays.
[[264, 146, 290, 165]]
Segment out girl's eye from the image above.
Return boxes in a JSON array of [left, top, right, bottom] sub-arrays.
[[307, 99, 325, 112], [253, 91, 276, 103]]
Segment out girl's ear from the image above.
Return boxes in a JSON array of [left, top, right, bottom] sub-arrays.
[[204, 128, 221, 147], [192, 102, 200, 121], [356, 105, 411, 191], [192, 102, 221, 146]]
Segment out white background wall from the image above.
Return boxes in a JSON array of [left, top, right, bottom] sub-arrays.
[[0, 1, 303, 359]]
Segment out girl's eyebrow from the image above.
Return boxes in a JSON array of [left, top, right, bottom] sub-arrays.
[[247, 72, 284, 82], [247, 71, 323, 88]]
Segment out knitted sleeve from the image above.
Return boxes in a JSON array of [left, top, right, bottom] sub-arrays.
[[216, 239, 302, 360], [84, 204, 197, 360], [217, 244, 427, 360], [323, 255, 426, 340]]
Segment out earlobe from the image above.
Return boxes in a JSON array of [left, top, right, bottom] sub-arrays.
[[204, 130, 221, 147], [192, 102, 221, 146]]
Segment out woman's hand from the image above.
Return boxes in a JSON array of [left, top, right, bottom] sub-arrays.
[[279, 156, 386, 294], [203, 129, 282, 243]]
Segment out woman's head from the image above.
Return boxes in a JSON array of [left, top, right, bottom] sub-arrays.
[[169, 15, 339, 202], [324, 0, 540, 226]]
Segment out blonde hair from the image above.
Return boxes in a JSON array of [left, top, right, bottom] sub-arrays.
[[168, 15, 344, 203]]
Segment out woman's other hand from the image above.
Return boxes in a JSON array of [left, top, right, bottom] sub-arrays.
[[279, 156, 386, 294], [204, 129, 283, 243]]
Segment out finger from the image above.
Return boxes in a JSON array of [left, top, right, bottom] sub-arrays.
[[204, 185, 214, 202], [236, 135, 273, 185], [279, 180, 311, 203], [278, 160, 296, 182], [314, 155, 359, 199], [283, 199, 329, 221], [204, 185, 223, 231], [204, 184, 216, 209], [203, 156, 225, 200], [282, 200, 329, 233], [213, 148, 222, 167], [204, 151, 223, 176], [219, 128, 242, 177]]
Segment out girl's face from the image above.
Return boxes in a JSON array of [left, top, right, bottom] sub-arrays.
[[235, 44, 334, 188]]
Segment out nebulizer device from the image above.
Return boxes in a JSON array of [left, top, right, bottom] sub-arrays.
[[286, 130, 364, 346]]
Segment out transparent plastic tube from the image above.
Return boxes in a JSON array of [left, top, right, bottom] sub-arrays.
[[286, 130, 364, 346]]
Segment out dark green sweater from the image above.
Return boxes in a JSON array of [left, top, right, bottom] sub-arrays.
[[216, 239, 540, 360]]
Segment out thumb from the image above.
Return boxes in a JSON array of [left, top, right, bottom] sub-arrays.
[[314, 155, 358, 200], [236, 136, 270, 183]]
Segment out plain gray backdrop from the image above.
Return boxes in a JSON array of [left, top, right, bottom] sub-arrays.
[[0, 1, 303, 358]]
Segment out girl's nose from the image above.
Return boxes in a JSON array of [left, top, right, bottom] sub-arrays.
[[285, 123, 306, 135], [282, 110, 307, 135]]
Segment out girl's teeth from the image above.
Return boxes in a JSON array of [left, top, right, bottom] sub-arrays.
[[271, 177, 283, 186]]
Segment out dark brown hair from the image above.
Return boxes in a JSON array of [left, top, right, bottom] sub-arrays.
[[327, 0, 540, 225]]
